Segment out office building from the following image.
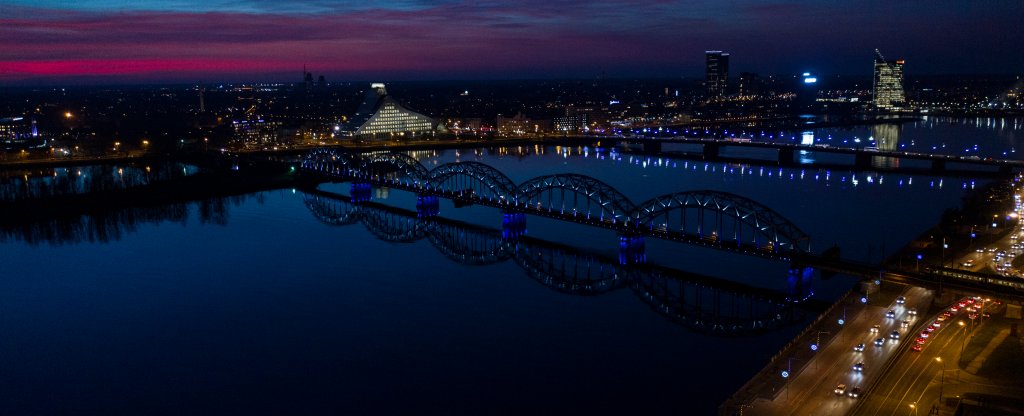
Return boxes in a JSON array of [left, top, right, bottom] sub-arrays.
[[232, 118, 283, 148], [873, 49, 906, 110], [705, 51, 730, 98]]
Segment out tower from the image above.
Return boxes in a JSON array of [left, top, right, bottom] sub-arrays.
[[198, 86, 205, 113], [303, 65, 314, 92], [872, 49, 906, 110], [705, 51, 730, 98]]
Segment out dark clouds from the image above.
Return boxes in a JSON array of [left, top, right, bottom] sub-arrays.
[[0, 1, 1021, 83]]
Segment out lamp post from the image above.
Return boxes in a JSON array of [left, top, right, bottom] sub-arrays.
[[909, 402, 918, 416], [935, 357, 945, 402], [782, 357, 802, 401], [958, 320, 968, 367]]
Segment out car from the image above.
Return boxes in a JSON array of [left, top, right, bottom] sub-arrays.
[[966, 306, 977, 312], [950, 306, 960, 312], [835, 383, 847, 395], [901, 320, 911, 328], [886, 310, 896, 319], [925, 325, 935, 332], [988, 247, 998, 253], [962, 261, 975, 267], [932, 321, 942, 328], [890, 330, 901, 339], [937, 315, 948, 322], [916, 337, 928, 345], [942, 311, 952, 318], [896, 296, 906, 304], [909, 308, 918, 315], [870, 325, 881, 333], [911, 344, 923, 352], [976, 248, 986, 253], [982, 312, 991, 318], [874, 338, 885, 346], [853, 343, 865, 352], [852, 362, 864, 372], [969, 313, 979, 320], [959, 301, 968, 308], [920, 331, 930, 338], [966, 298, 976, 304], [848, 386, 862, 398]]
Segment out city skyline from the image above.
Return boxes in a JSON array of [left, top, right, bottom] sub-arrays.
[[1, 1, 1023, 84]]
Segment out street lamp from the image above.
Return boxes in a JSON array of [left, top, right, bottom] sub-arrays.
[[909, 402, 918, 416], [935, 357, 945, 401], [958, 320, 968, 367]]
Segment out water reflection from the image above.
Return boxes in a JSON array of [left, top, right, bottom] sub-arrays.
[[303, 191, 806, 336], [0, 183, 808, 336], [0, 194, 255, 245], [0, 163, 198, 203]]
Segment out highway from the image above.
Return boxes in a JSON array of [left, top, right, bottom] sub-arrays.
[[852, 297, 995, 415], [749, 286, 933, 416]]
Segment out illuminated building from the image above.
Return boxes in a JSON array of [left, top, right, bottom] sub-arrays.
[[232, 119, 283, 148], [794, 72, 819, 112], [705, 51, 730, 98], [497, 112, 551, 135], [0, 116, 39, 148], [347, 83, 438, 138], [873, 49, 906, 110]]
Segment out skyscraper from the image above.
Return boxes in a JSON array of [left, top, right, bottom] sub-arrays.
[[705, 51, 730, 98], [873, 49, 906, 110]]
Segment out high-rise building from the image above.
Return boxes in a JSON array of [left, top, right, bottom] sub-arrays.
[[346, 83, 438, 138], [705, 51, 730, 98], [873, 49, 906, 110]]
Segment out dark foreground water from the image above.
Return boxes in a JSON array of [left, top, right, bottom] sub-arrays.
[[0, 121, 1007, 415]]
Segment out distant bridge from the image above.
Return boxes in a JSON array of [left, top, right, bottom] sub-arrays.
[[612, 137, 1023, 174], [300, 149, 1024, 298], [303, 190, 810, 336]]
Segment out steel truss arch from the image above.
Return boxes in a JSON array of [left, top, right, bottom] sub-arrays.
[[426, 161, 518, 203], [300, 148, 357, 177], [516, 174, 636, 224], [633, 190, 811, 253], [355, 152, 430, 187]]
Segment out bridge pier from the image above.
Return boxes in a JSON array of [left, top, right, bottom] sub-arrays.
[[350, 181, 372, 203], [416, 194, 440, 218], [502, 212, 528, 240], [931, 159, 947, 172], [619, 234, 646, 265], [703, 143, 721, 160], [786, 265, 814, 303]]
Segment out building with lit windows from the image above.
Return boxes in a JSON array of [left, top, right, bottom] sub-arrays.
[[873, 49, 906, 110], [346, 83, 438, 138], [0, 116, 39, 149], [705, 51, 730, 98], [232, 119, 283, 149]]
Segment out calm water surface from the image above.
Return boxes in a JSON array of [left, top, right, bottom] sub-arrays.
[[1, 119, 1014, 415]]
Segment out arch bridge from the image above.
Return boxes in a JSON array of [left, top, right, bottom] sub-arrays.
[[300, 149, 813, 259]]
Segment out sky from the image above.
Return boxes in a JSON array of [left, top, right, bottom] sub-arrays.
[[1, 0, 1022, 84]]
